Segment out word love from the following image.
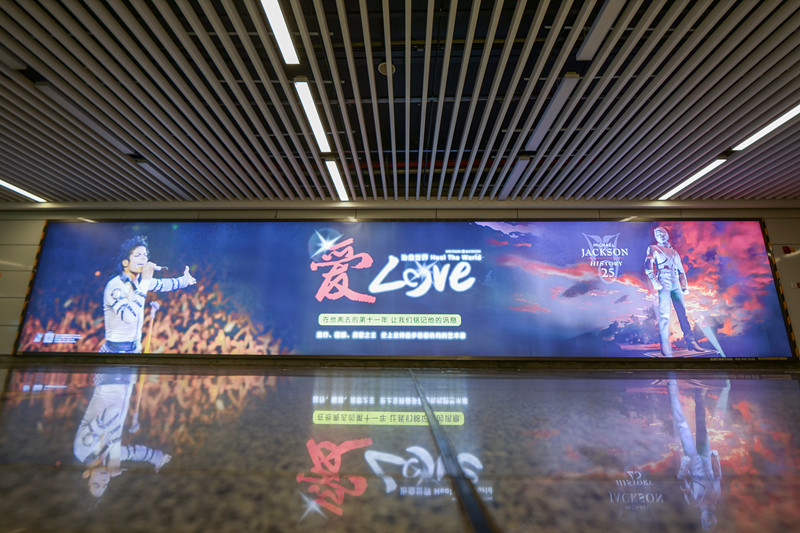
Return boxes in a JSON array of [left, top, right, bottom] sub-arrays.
[[368, 256, 476, 298]]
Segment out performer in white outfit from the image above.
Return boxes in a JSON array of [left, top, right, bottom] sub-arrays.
[[100, 235, 196, 353], [74, 372, 171, 498], [644, 227, 704, 356]]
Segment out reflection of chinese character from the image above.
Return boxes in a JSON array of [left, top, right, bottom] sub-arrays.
[[310, 239, 376, 303], [297, 438, 373, 516]]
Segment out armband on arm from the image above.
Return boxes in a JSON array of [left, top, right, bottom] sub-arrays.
[[109, 286, 143, 323]]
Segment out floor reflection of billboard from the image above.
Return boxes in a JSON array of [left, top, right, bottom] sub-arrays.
[[2, 370, 800, 532], [15, 219, 795, 358], [460, 374, 800, 533]]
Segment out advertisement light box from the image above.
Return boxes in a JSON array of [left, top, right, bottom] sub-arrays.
[[15, 219, 796, 359]]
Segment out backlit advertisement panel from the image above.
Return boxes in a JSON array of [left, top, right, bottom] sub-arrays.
[[15, 219, 795, 358]]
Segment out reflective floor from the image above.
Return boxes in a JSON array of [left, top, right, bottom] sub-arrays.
[[1, 363, 799, 532]]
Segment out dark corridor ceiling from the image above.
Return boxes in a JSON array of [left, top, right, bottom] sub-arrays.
[[0, 0, 799, 205]]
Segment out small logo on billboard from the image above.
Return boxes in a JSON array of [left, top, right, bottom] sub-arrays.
[[582, 233, 628, 283], [43, 331, 55, 343]]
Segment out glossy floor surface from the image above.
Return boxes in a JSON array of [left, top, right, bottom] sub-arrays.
[[1, 363, 799, 532]]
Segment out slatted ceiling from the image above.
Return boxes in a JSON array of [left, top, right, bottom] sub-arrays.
[[485, 0, 591, 200], [381, 0, 397, 200], [151, 3, 292, 199], [612, 2, 800, 201], [525, 0, 662, 201], [462, 0, 543, 200], [355, 0, 386, 201], [108, 1, 258, 201], [0, 1, 799, 206], [548, 1, 762, 201], [0, 66, 154, 202], [307, 1, 363, 201], [294, 1, 355, 200], [699, 119, 800, 200]]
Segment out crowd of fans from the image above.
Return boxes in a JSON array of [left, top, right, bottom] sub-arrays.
[[17, 267, 290, 355]]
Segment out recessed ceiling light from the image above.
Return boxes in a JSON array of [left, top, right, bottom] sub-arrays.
[[295, 79, 331, 153], [0, 177, 47, 202], [325, 160, 349, 201], [525, 73, 580, 152], [732, 102, 800, 151], [498, 157, 531, 200], [658, 159, 726, 200], [259, 0, 299, 65], [378, 62, 395, 76]]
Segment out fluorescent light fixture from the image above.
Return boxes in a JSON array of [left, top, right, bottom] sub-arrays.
[[498, 157, 531, 200], [0, 177, 47, 202], [295, 79, 331, 152], [525, 73, 580, 152], [732, 102, 800, 151], [259, 0, 299, 64], [325, 160, 349, 201], [576, 0, 625, 61], [658, 158, 726, 200]]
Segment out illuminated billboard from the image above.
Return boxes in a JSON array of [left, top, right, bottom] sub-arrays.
[[15, 219, 795, 359]]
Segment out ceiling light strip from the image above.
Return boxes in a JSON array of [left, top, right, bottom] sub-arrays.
[[732, 102, 800, 151], [711, 124, 800, 198], [498, 158, 531, 200], [325, 160, 349, 201], [549, 0, 741, 200], [0, 6, 193, 200], [144, 4, 296, 197], [612, 4, 800, 201], [0, 84, 138, 200], [260, 0, 299, 64], [659, 97, 800, 201], [658, 159, 726, 200], [294, 79, 331, 152], [0, 177, 46, 202], [211, 2, 310, 198], [576, 0, 626, 61], [290, 0, 355, 201], [309, 0, 363, 200], [632, 47, 800, 200], [1, 75, 145, 195], [524, 73, 581, 152]]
